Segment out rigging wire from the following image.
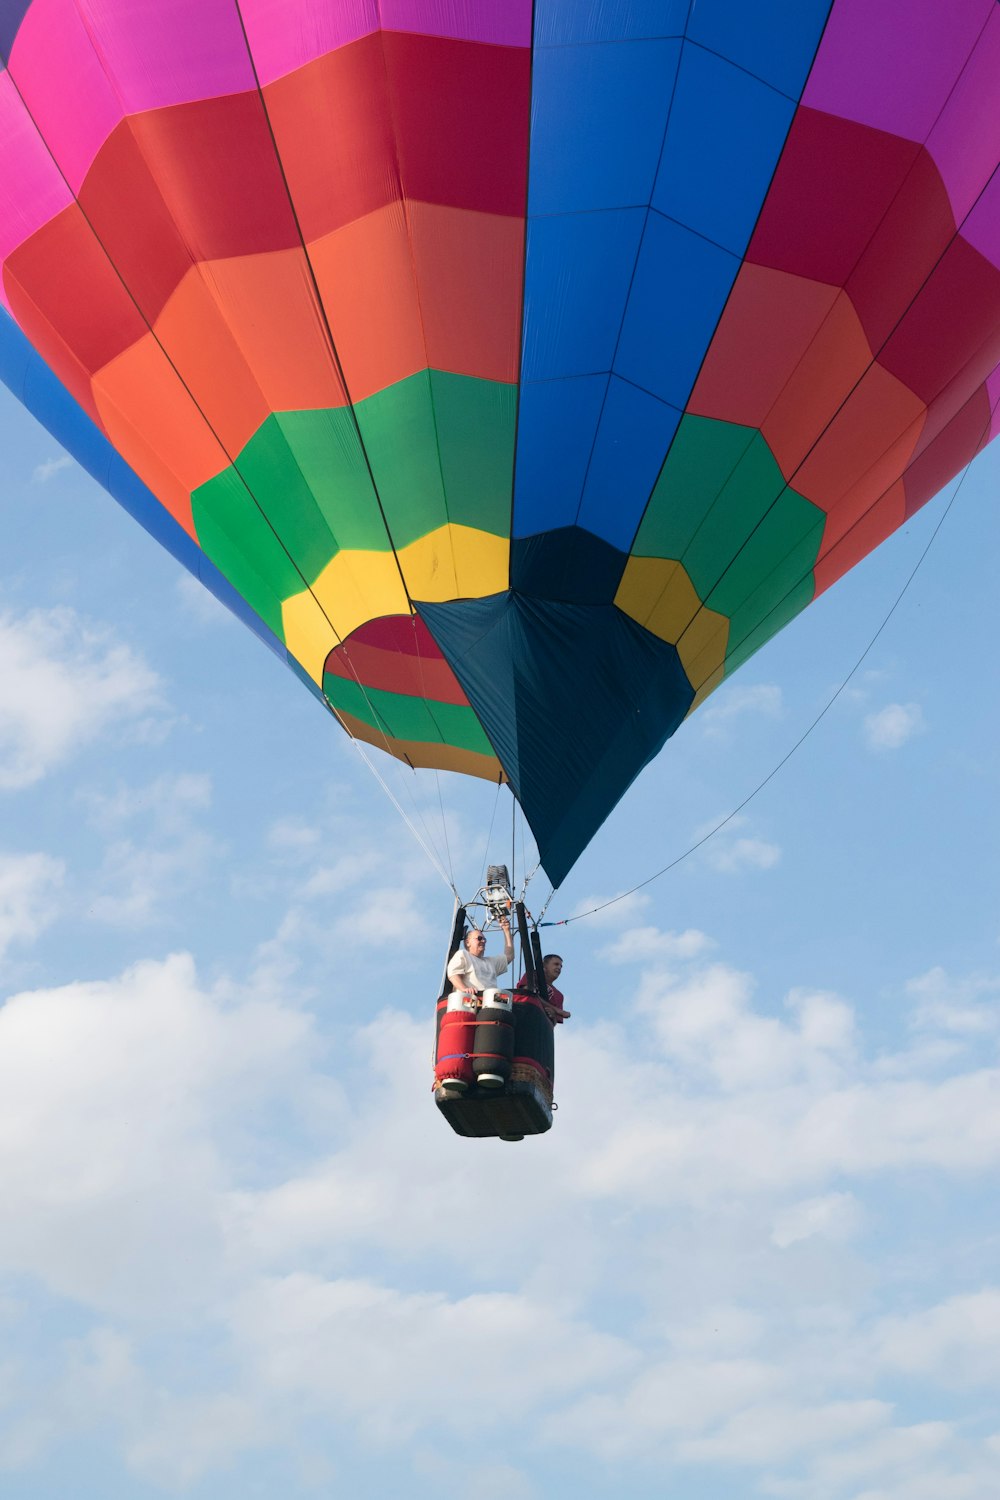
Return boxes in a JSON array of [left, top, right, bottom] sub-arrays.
[[435, 771, 455, 889], [348, 737, 457, 895], [539, 429, 988, 930], [478, 777, 504, 892]]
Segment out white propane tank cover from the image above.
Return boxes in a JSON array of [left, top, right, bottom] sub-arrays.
[[447, 990, 478, 1012], [482, 988, 513, 1012]]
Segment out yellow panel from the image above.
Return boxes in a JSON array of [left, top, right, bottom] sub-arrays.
[[402, 524, 509, 602], [280, 524, 507, 683], [615, 556, 729, 690]]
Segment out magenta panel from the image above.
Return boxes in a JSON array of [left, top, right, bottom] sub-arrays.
[[0, 71, 72, 266], [8, 0, 256, 192], [804, 0, 993, 145], [987, 364, 1000, 440], [961, 169, 1000, 271], [241, 0, 531, 86], [923, 7, 1000, 226]]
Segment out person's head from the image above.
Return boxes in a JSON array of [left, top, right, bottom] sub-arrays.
[[543, 953, 563, 981], [465, 929, 487, 956]]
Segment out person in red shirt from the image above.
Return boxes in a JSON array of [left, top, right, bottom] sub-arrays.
[[517, 953, 571, 1022]]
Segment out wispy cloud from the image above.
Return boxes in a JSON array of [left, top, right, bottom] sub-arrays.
[[83, 774, 217, 927], [864, 701, 926, 751], [700, 682, 783, 738], [698, 815, 781, 873], [31, 454, 72, 484], [0, 851, 64, 961], [0, 607, 165, 789]]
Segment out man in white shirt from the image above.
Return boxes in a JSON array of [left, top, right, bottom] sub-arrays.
[[447, 917, 513, 993]]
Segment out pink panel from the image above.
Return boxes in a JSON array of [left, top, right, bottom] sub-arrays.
[[924, 8, 1000, 226], [962, 170, 1000, 271], [240, 0, 378, 84], [987, 364, 1000, 441], [241, 0, 530, 85], [9, 0, 256, 192], [804, 0, 992, 145], [380, 0, 532, 46], [0, 72, 73, 265]]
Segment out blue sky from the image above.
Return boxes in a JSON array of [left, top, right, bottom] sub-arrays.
[[0, 376, 998, 1500]]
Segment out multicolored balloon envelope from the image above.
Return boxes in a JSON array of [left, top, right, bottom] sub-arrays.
[[1, 0, 998, 885]]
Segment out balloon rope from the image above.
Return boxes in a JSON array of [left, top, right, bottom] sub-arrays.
[[541, 432, 989, 929], [348, 738, 458, 896]]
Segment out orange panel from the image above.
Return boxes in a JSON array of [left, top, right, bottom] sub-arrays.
[[190, 251, 349, 413], [310, 202, 428, 402], [690, 264, 840, 432], [762, 290, 876, 478], [814, 481, 906, 595], [152, 270, 272, 455], [794, 362, 925, 516], [336, 708, 504, 782], [407, 202, 523, 382], [92, 334, 232, 535]]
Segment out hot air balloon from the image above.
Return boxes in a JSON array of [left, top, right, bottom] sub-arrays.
[[0, 0, 997, 907]]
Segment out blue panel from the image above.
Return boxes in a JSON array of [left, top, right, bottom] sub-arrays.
[[512, 376, 607, 536], [534, 0, 689, 45], [614, 212, 739, 407], [653, 45, 796, 256], [576, 377, 681, 549], [419, 592, 694, 888], [0, 2, 30, 58], [686, 0, 833, 99], [529, 40, 680, 215], [0, 309, 287, 663], [521, 209, 645, 380]]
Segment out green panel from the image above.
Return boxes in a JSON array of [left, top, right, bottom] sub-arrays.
[[322, 675, 494, 756], [353, 372, 448, 549], [706, 487, 823, 620], [724, 574, 815, 677], [191, 465, 303, 640], [272, 410, 390, 554], [430, 371, 516, 538], [633, 414, 758, 565], [233, 416, 343, 582], [191, 373, 515, 632]]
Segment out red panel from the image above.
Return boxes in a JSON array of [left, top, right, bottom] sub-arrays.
[[325, 614, 472, 706], [78, 96, 301, 325], [4, 204, 147, 377], [903, 382, 992, 520], [264, 31, 529, 245], [844, 145, 957, 351], [263, 35, 398, 242], [879, 236, 1000, 407], [813, 484, 906, 595], [383, 31, 530, 217], [749, 110, 922, 291]]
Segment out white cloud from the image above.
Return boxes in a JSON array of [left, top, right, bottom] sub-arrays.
[[864, 702, 926, 751], [31, 454, 72, 484], [700, 682, 784, 738], [0, 952, 315, 1314], [83, 773, 217, 926], [697, 815, 781, 873], [874, 1290, 1000, 1387], [905, 968, 1000, 1038], [771, 1192, 862, 1249], [601, 924, 713, 964], [0, 607, 164, 788], [0, 852, 64, 961], [570, 889, 653, 927]]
